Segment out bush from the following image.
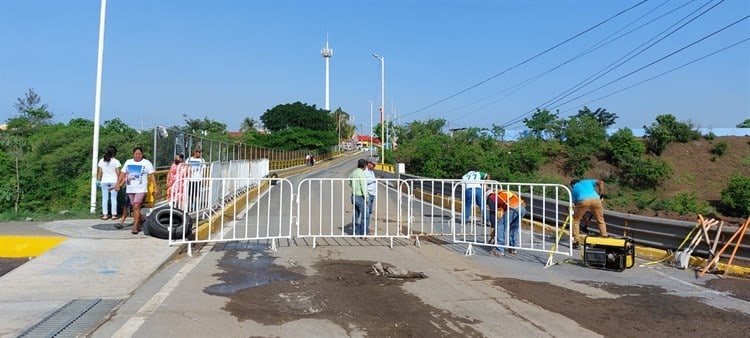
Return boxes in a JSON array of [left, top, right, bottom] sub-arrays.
[[719, 175, 750, 218], [620, 157, 672, 190], [643, 114, 700, 155], [648, 193, 710, 215], [507, 137, 548, 174], [670, 192, 711, 215], [607, 128, 645, 165], [633, 191, 658, 210], [710, 141, 728, 156]]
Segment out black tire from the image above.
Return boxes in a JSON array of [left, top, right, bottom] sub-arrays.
[[144, 207, 193, 240]]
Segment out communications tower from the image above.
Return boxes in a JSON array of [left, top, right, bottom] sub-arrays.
[[321, 37, 333, 110]]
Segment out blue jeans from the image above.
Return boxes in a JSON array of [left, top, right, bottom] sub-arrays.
[[100, 183, 118, 215], [352, 195, 366, 235], [366, 194, 375, 234], [463, 187, 485, 222], [496, 206, 526, 253]]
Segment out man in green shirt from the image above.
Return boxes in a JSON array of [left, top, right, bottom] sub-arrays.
[[348, 159, 368, 236]]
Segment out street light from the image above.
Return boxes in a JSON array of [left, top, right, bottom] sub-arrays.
[[90, 0, 108, 213], [372, 53, 384, 162], [368, 100, 373, 156]]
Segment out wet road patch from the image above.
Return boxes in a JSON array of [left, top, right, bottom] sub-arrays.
[[491, 277, 750, 337], [206, 246, 482, 337]]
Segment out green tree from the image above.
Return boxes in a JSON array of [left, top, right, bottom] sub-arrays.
[[736, 119, 750, 128], [575, 106, 618, 128], [0, 135, 27, 214], [607, 128, 645, 165], [506, 137, 548, 179], [561, 115, 607, 176], [261, 102, 334, 133], [400, 119, 446, 140], [523, 109, 559, 138], [491, 124, 506, 141], [643, 114, 700, 155], [333, 107, 352, 143], [239, 117, 257, 132], [396, 119, 451, 176], [1, 89, 54, 213], [103, 118, 137, 134], [255, 127, 335, 152], [13, 88, 53, 127], [182, 115, 228, 137], [373, 121, 399, 149]]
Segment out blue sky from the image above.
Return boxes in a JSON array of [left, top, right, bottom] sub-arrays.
[[1, 0, 748, 134]]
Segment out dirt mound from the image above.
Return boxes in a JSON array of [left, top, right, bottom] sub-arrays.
[[539, 136, 750, 225]]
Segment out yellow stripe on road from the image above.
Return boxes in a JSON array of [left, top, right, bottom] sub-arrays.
[[0, 236, 66, 258]]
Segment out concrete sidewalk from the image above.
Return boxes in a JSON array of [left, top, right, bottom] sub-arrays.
[[0, 219, 181, 337]]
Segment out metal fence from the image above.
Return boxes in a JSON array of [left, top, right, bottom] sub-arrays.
[[151, 127, 337, 170], [398, 173, 749, 263]]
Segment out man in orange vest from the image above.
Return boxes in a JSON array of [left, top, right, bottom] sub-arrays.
[[487, 190, 526, 256]]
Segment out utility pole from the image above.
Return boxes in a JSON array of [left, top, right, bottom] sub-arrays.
[[372, 53, 385, 161], [89, 0, 107, 213], [369, 100, 373, 156]]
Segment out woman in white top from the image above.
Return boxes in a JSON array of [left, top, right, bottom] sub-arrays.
[[97, 145, 122, 220]]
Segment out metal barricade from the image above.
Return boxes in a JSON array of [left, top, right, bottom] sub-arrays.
[[165, 173, 574, 266], [296, 178, 411, 248], [169, 177, 294, 250], [404, 179, 574, 260]]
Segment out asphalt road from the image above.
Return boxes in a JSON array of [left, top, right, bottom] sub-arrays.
[[87, 159, 750, 337]]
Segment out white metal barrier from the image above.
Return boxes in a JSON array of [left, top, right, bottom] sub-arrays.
[[166, 174, 574, 266], [405, 179, 574, 261], [296, 178, 411, 249], [168, 177, 294, 250]]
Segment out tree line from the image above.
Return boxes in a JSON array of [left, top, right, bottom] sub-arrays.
[[1, 89, 747, 220], [0, 90, 360, 218], [393, 108, 749, 219]]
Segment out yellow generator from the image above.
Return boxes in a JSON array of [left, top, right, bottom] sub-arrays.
[[582, 236, 635, 271]]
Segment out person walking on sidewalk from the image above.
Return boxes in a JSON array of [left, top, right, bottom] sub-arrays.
[[570, 178, 608, 248], [116, 147, 159, 234], [167, 153, 187, 208], [96, 145, 121, 220], [347, 159, 368, 236], [462, 168, 490, 224]]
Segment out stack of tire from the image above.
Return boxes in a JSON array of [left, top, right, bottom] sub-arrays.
[[143, 207, 194, 240]]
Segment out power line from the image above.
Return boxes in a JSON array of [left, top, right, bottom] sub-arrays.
[[402, 0, 649, 120], [543, 0, 725, 111], [502, 0, 727, 128], [558, 37, 750, 114], [454, 0, 681, 119], [547, 14, 750, 116]]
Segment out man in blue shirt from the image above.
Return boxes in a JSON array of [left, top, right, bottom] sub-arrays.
[[570, 179, 608, 248]]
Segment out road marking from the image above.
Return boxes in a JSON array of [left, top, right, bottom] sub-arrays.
[[112, 242, 214, 338]]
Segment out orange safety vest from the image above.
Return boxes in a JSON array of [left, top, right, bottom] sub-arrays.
[[488, 191, 523, 210]]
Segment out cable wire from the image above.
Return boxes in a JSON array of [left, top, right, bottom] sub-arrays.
[[558, 37, 750, 114], [403, 0, 649, 119], [502, 0, 727, 128]]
